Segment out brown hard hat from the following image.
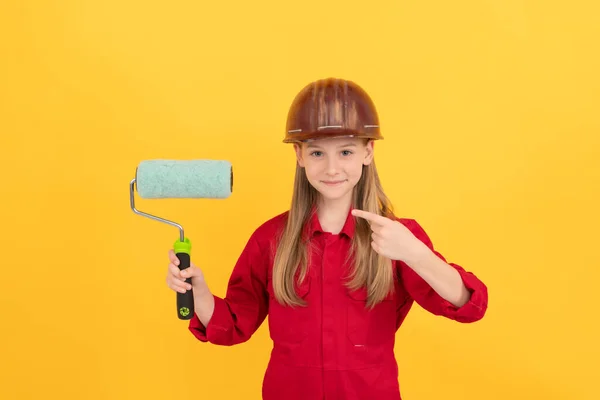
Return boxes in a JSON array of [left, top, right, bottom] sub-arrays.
[[283, 77, 383, 143]]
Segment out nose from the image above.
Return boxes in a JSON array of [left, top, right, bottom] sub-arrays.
[[326, 157, 339, 176]]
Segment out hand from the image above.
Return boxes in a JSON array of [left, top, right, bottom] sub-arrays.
[[351, 209, 430, 264], [166, 249, 207, 295]]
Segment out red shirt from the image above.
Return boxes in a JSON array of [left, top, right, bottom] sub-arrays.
[[189, 207, 488, 399]]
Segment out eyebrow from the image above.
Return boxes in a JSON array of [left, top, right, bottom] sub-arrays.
[[306, 142, 357, 149]]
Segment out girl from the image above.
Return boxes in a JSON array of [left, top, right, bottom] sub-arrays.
[[165, 78, 488, 400]]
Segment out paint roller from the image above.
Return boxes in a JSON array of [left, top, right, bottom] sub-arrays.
[[129, 159, 233, 320]]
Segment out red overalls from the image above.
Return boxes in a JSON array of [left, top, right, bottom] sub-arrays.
[[188, 207, 488, 399]]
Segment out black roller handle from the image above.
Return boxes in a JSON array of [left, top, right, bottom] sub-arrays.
[[176, 251, 195, 320]]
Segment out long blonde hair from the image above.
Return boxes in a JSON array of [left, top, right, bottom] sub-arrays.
[[271, 151, 396, 309]]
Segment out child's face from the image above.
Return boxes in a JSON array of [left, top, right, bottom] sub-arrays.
[[294, 137, 374, 202]]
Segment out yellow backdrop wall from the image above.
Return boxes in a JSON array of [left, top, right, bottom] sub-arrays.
[[1, 1, 599, 399]]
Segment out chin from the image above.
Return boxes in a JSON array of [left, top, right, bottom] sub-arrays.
[[318, 192, 344, 201]]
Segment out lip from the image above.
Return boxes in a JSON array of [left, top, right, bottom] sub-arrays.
[[322, 180, 346, 186]]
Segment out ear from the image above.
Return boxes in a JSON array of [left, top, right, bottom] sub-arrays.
[[293, 143, 305, 167], [363, 140, 375, 165]]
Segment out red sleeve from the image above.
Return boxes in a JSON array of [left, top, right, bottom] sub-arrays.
[[397, 219, 488, 323], [188, 229, 269, 345]]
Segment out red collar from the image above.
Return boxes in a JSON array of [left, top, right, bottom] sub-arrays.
[[304, 204, 356, 239]]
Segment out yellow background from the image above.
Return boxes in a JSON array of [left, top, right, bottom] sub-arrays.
[[1, 0, 599, 399]]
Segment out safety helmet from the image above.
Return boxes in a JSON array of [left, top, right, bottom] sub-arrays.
[[283, 77, 383, 143]]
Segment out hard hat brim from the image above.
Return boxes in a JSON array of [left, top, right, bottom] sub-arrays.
[[283, 129, 383, 143]]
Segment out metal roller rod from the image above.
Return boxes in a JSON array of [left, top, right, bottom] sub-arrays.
[[130, 178, 185, 242]]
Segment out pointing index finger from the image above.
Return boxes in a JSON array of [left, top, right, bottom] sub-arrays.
[[351, 209, 388, 225]]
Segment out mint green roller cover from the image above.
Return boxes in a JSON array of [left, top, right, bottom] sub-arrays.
[[135, 159, 233, 199]]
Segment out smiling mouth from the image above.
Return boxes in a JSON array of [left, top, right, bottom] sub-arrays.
[[322, 180, 346, 185]]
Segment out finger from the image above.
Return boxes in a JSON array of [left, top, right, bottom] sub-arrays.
[[371, 240, 381, 254], [371, 231, 382, 242], [168, 249, 179, 265], [167, 266, 190, 283], [171, 283, 190, 294], [351, 209, 387, 226], [166, 276, 192, 293], [168, 278, 191, 291], [180, 266, 199, 279], [168, 263, 183, 279], [364, 224, 382, 239]]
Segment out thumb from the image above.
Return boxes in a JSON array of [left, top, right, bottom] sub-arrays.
[[181, 266, 197, 277]]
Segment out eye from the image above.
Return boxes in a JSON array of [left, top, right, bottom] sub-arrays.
[[341, 150, 353, 156], [310, 151, 323, 157]]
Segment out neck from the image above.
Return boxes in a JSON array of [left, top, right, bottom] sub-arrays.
[[316, 193, 353, 234]]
